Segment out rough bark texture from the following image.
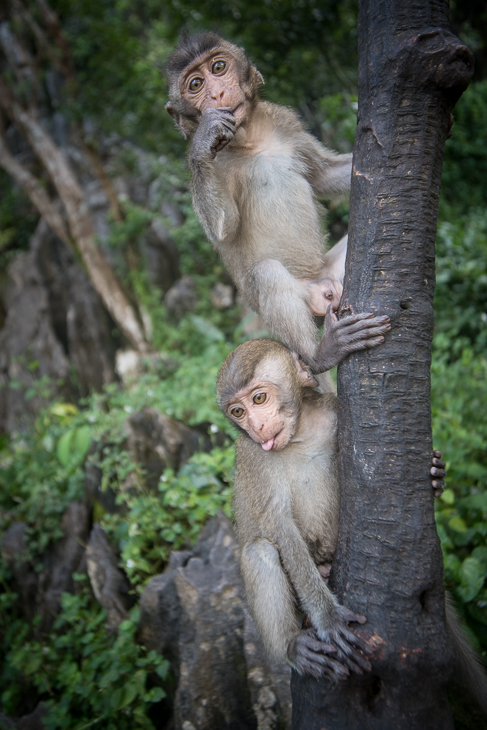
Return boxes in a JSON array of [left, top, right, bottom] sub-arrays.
[[292, 2, 473, 728]]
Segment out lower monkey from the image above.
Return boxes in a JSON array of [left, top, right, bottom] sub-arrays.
[[216, 339, 487, 697]]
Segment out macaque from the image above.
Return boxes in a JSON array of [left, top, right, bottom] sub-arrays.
[[216, 339, 450, 679], [166, 33, 391, 372]]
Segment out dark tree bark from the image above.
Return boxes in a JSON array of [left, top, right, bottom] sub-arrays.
[[292, 2, 473, 729]]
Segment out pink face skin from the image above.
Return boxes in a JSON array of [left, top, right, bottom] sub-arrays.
[[226, 356, 316, 451], [181, 52, 248, 127], [227, 377, 298, 451], [306, 277, 343, 317]]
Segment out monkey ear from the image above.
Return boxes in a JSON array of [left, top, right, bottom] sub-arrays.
[[166, 101, 189, 139], [291, 352, 319, 388], [251, 66, 264, 88]]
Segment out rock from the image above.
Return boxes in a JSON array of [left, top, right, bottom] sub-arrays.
[[114, 349, 178, 385], [0, 219, 117, 433], [143, 219, 180, 293], [125, 407, 212, 489], [164, 276, 198, 319], [31, 221, 117, 395], [2, 503, 91, 632], [1, 522, 38, 623], [36, 501, 91, 633], [0, 702, 46, 729], [139, 550, 192, 671], [211, 284, 234, 310], [160, 200, 185, 228], [0, 246, 71, 434], [139, 513, 292, 730], [86, 525, 134, 632]]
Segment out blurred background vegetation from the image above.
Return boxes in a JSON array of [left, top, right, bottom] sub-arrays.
[[0, 0, 486, 728]]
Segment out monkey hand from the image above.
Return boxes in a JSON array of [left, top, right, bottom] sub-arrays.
[[288, 628, 350, 679], [314, 308, 391, 372], [190, 108, 237, 161], [431, 450, 446, 498], [313, 605, 372, 677]]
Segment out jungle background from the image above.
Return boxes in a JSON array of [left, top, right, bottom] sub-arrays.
[[0, 1, 486, 728]]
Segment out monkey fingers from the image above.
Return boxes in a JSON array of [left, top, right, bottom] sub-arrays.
[[431, 450, 446, 497], [191, 108, 237, 160], [289, 629, 350, 680], [315, 310, 391, 371]]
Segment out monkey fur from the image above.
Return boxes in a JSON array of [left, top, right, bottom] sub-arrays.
[[166, 33, 391, 372], [216, 339, 487, 711], [217, 339, 372, 678]]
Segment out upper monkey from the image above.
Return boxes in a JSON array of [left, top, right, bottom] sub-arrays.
[[166, 33, 391, 372]]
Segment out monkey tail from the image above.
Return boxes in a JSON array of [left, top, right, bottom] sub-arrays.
[[446, 592, 487, 715]]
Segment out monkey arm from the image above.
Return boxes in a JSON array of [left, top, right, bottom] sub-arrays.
[[296, 133, 353, 200], [190, 159, 240, 245], [189, 108, 240, 244], [264, 512, 371, 675], [240, 539, 302, 662], [241, 538, 355, 679], [246, 258, 320, 363]]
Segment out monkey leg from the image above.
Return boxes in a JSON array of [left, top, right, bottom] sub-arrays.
[[241, 539, 347, 678], [246, 259, 319, 365]]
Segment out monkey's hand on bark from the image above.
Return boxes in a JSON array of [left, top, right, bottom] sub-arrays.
[[190, 108, 236, 161], [431, 450, 446, 498], [289, 605, 372, 680], [288, 628, 350, 679], [314, 605, 372, 677], [313, 308, 391, 372]]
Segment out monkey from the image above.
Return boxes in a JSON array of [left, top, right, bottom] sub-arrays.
[[216, 339, 456, 681], [166, 33, 391, 373]]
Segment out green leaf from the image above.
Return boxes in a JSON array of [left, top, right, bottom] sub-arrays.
[[72, 426, 92, 463], [440, 488, 455, 505], [449, 516, 468, 533], [110, 688, 123, 710], [458, 557, 485, 602], [119, 682, 139, 708], [56, 430, 75, 468], [188, 315, 225, 342], [472, 546, 487, 568], [145, 686, 165, 703]]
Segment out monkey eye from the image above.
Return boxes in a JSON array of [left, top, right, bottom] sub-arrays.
[[253, 392, 267, 405], [230, 406, 245, 418], [189, 77, 203, 92], [212, 60, 226, 75]]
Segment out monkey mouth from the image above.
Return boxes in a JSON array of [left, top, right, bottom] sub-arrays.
[[261, 430, 282, 451]]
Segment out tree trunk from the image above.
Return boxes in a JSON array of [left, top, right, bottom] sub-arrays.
[[292, 2, 473, 728]]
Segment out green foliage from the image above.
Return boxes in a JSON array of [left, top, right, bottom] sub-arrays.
[[102, 447, 234, 588], [432, 343, 487, 646], [441, 80, 487, 216], [0, 343, 235, 724], [0, 404, 88, 561], [1, 577, 169, 729]]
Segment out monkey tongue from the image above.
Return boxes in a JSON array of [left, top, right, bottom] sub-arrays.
[[262, 437, 275, 451]]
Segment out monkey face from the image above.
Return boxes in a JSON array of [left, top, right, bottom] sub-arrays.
[[306, 277, 343, 317], [225, 356, 306, 451], [227, 379, 299, 451], [180, 51, 249, 127]]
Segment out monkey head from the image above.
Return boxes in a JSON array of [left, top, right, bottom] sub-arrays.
[[306, 277, 343, 317], [166, 32, 264, 138], [217, 340, 318, 451]]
